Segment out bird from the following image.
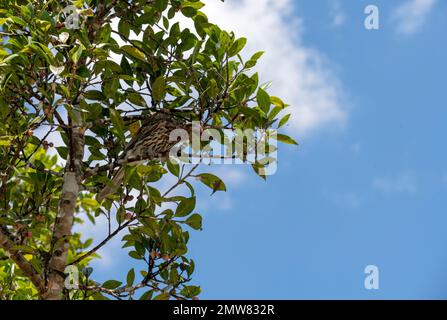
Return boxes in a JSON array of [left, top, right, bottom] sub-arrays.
[[97, 112, 190, 202]]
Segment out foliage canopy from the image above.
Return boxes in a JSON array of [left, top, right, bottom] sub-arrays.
[[0, 0, 295, 300]]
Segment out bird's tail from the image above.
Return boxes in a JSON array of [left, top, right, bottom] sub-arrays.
[[97, 167, 125, 202]]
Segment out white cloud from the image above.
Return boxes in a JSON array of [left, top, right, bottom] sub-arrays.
[[372, 173, 418, 195], [201, 0, 347, 136], [210, 167, 247, 187], [197, 192, 234, 213], [193, 166, 248, 214], [74, 212, 123, 270], [329, 0, 347, 27], [393, 0, 437, 35]]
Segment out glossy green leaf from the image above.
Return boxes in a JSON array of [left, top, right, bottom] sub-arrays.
[[185, 214, 202, 230], [152, 76, 166, 102], [196, 173, 226, 194], [126, 268, 135, 287], [257, 88, 271, 113], [275, 134, 299, 145], [176, 197, 196, 217], [102, 280, 122, 289]]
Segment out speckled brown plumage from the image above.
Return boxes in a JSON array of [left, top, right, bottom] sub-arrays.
[[122, 113, 187, 162], [97, 113, 188, 201]]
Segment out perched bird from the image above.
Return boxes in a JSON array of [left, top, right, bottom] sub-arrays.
[[97, 113, 189, 202]]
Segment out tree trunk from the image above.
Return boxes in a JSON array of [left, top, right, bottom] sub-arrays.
[[41, 111, 84, 300], [40, 0, 110, 299]]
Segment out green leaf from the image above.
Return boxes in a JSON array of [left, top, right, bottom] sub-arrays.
[[228, 37, 247, 57], [251, 51, 265, 61], [167, 160, 180, 177], [81, 198, 99, 208], [185, 214, 202, 230], [194, 14, 209, 39], [85, 90, 105, 101], [181, 285, 201, 298], [196, 173, 226, 194], [175, 197, 196, 217], [208, 78, 218, 98], [129, 251, 143, 260], [56, 146, 68, 160], [169, 268, 179, 284], [102, 280, 122, 289], [126, 268, 135, 287], [152, 76, 166, 102], [245, 51, 264, 68], [11, 245, 35, 254], [257, 88, 271, 113], [20, 6, 32, 20], [118, 20, 131, 39], [154, 292, 171, 300], [92, 292, 110, 300], [252, 162, 267, 180], [128, 92, 147, 107], [278, 114, 291, 128], [275, 134, 299, 145], [155, 0, 169, 12], [0, 218, 15, 225], [70, 46, 84, 64], [82, 267, 93, 277], [9, 16, 26, 26], [181, 7, 197, 18], [121, 45, 146, 62], [0, 47, 8, 57], [85, 135, 102, 147], [0, 136, 13, 146], [110, 109, 126, 143], [270, 96, 286, 109], [140, 290, 154, 300], [0, 53, 19, 66], [182, 1, 205, 9]]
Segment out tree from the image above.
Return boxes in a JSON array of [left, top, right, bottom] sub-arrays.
[[0, 0, 296, 300]]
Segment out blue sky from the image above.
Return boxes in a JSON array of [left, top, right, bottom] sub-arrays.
[[86, 0, 447, 299]]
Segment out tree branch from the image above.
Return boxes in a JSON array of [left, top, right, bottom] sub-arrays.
[[67, 219, 135, 266], [0, 227, 45, 294]]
